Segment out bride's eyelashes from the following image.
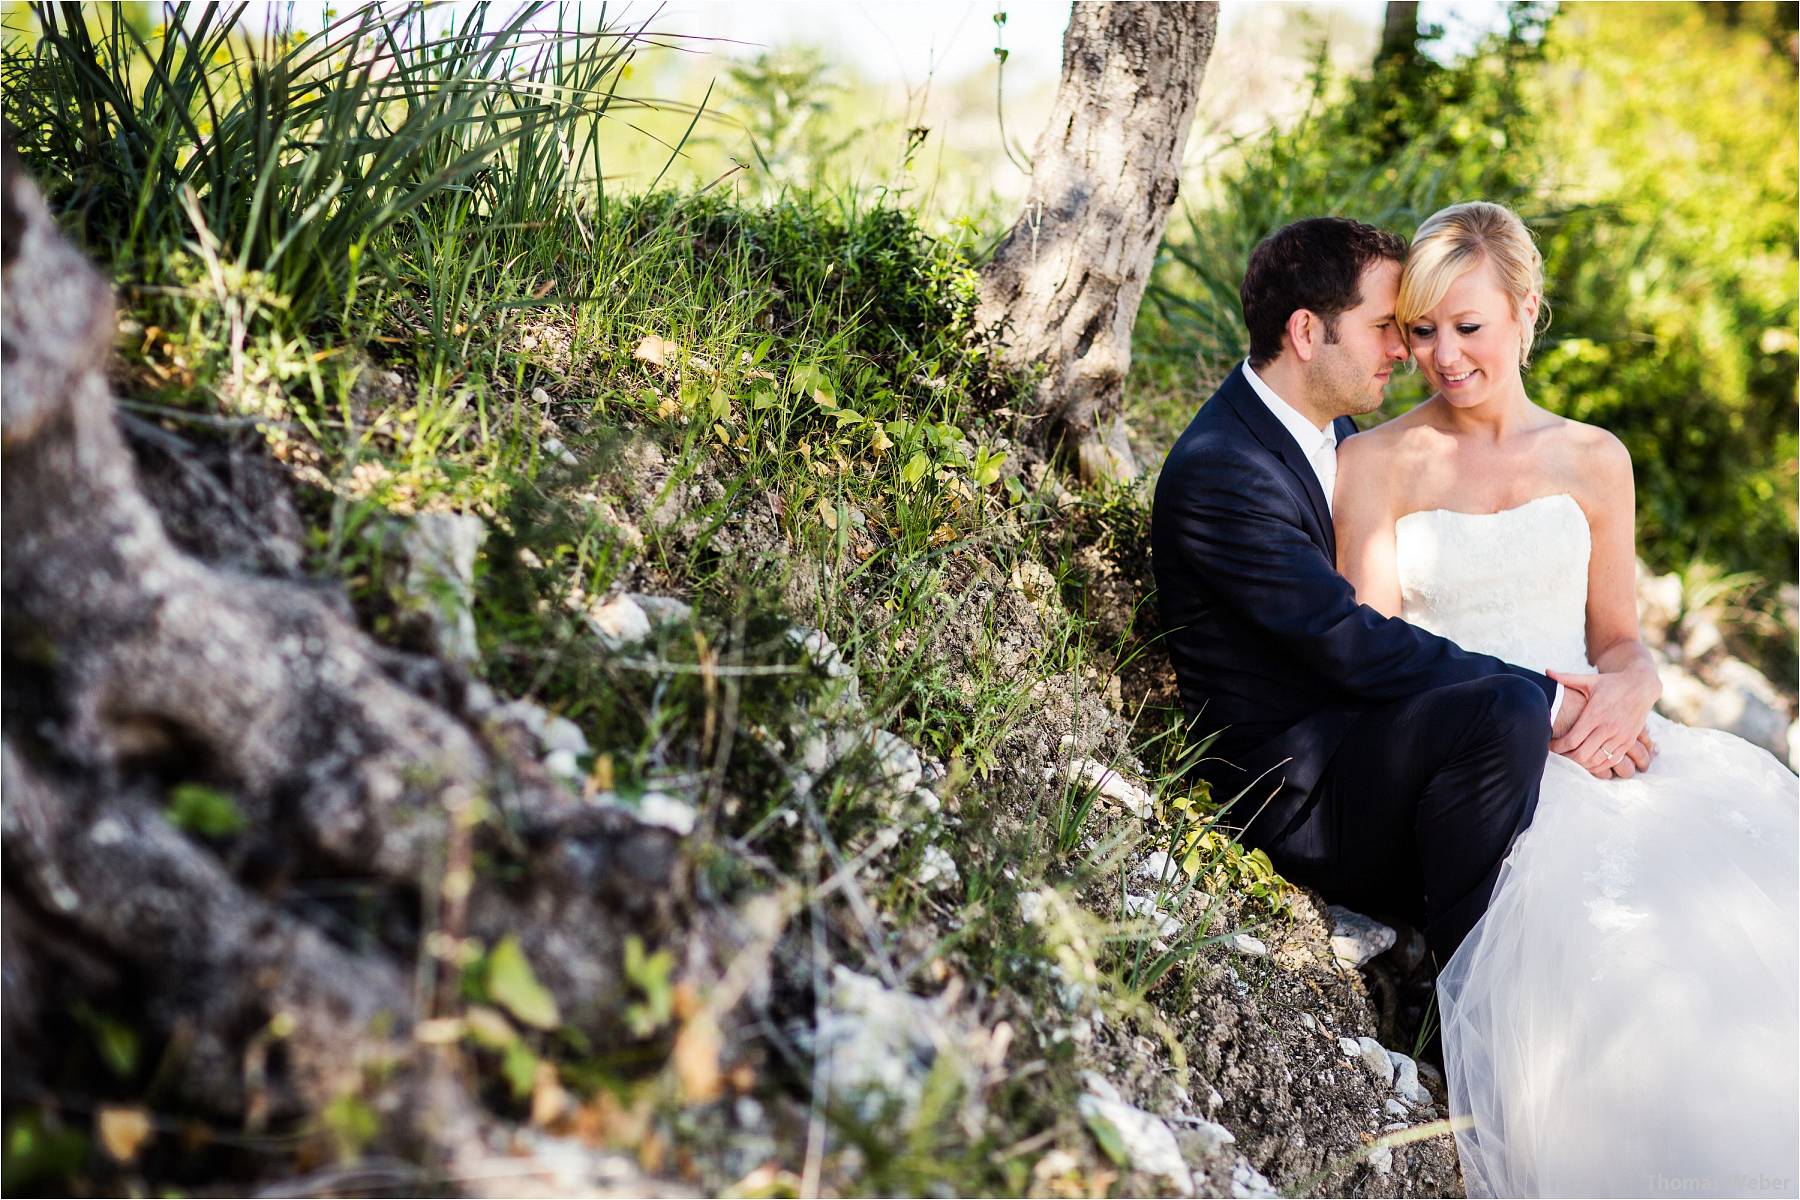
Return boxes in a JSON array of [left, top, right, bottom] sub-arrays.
[[1408, 323, 1484, 340]]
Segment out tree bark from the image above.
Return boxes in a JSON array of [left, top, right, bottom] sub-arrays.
[[0, 148, 684, 1183], [976, 1, 1217, 483], [1377, 1, 1421, 67]]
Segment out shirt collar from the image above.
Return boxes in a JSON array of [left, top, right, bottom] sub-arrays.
[[1242, 359, 1336, 452]]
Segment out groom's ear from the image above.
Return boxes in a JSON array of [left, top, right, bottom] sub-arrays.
[[1285, 308, 1322, 363]]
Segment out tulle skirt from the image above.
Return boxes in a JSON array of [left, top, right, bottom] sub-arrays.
[[1439, 713, 1800, 1198]]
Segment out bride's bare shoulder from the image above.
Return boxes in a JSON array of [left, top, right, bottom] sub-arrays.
[[1539, 412, 1633, 477], [1340, 406, 1443, 471]]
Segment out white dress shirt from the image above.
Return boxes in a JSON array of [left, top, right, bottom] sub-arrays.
[[1239, 360, 1563, 721], [1242, 359, 1338, 512]]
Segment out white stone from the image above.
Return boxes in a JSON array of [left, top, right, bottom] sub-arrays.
[[1205, 1086, 1224, 1113], [1067, 757, 1155, 820], [542, 436, 579, 467], [1076, 1075, 1194, 1196], [588, 593, 651, 648], [1230, 1157, 1279, 1198], [493, 698, 589, 784], [1124, 893, 1182, 939], [633, 792, 697, 836], [1326, 905, 1396, 968], [630, 593, 692, 627], [1180, 1116, 1237, 1156], [1337, 1036, 1362, 1058], [1133, 850, 1180, 884], [1226, 932, 1268, 958], [815, 967, 982, 1124], [867, 729, 923, 795], [1636, 561, 1684, 639], [916, 844, 959, 889], [401, 512, 486, 665], [1385, 1098, 1409, 1117], [1019, 890, 1050, 926], [1388, 1050, 1430, 1105], [1680, 615, 1725, 661], [1355, 1037, 1395, 1088], [1299, 1012, 1317, 1034], [1368, 1144, 1393, 1175], [1707, 658, 1792, 758]]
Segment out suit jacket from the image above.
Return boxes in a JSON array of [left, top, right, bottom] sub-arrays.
[[1149, 363, 1556, 849]]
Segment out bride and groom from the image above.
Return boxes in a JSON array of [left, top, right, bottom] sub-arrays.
[[1150, 204, 1798, 1197]]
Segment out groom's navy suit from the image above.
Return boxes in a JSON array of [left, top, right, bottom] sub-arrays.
[[1151, 364, 1556, 959]]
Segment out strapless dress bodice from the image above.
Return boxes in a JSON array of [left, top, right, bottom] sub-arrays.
[[1396, 491, 1593, 675]]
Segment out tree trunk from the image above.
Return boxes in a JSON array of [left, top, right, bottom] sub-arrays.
[[1377, 2, 1421, 67], [0, 148, 685, 1186], [976, 1, 1217, 483]]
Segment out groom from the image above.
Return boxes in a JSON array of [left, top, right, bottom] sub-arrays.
[[1149, 217, 1625, 961]]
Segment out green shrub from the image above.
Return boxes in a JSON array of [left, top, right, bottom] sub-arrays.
[[1142, 2, 1796, 596]]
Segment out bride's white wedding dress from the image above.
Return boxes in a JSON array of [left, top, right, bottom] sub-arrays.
[[1396, 492, 1799, 1199]]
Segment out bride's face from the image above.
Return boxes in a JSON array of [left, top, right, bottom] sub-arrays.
[[1406, 258, 1537, 407]]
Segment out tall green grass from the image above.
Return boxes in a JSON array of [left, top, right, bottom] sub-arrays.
[[2, 2, 686, 332]]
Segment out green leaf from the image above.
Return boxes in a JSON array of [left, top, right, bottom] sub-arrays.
[[501, 1041, 539, 1099], [164, 784, 245, 837], [1083, 1109, 1129, 1166], [902, 452, 930, 487], [322, 1094, 379, 1158], [623, 935, 676, 1037], [486, 935, 561, 1030]]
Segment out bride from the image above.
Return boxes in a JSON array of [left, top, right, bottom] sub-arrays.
[[1334, 201, 1799, 1197]]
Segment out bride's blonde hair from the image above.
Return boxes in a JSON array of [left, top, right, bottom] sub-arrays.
[[1397, 201, 1548, 367]]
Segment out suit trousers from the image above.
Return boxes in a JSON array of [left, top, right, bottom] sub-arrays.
[[1266, 675, 1552, 963]]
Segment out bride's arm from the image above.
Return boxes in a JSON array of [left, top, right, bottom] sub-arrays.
[[1333, 435, 1402, 617], [1549, 432, 1662, 769]]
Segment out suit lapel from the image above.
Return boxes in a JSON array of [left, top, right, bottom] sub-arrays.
[[1215, 366, 1337, 560]]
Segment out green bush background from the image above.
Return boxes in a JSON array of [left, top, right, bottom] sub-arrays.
[[1141, 1, 1798, 604]]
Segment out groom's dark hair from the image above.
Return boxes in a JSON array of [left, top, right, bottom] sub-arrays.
[[1241, 217, 1408, 369]]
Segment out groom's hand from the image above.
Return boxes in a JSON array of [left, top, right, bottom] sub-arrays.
[[1548, 666, 1661, 780]]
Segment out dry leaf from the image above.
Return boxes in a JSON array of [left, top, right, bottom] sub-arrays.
[[98, 1106, 153, 1163], [671, 981, 703, 1022], [818, 497, 838, 531], [672, 1013, 724, 1104], [463, 1004, 517, 1048], [413, 1017, 464, 1045], [531, 1060, 570, 1127], [633, 335, 677, 367]]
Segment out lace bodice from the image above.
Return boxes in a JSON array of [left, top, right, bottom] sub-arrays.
[[1396, 492, 1593, 674]]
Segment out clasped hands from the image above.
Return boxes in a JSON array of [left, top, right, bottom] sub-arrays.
[[1547, 664, 1662, 780]]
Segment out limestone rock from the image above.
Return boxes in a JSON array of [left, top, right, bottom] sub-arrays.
[[492, 698, 589, 785], [1076, 1072, 1194, 1196], [588, 593, 652, 649], [1326, 905, 1396, 968], [400, 512, 486, 665], [915, 844, 959, 889], [1067, 757, 1155, 819], [1225, 932, 1268, 958], [814, 967, 985, 1125], [1355, 1036, 1394, 1088], [1123, 893, 1181, 939], [1387, 1049, 1430, 1105], [1229, 1157, 1279, 1198], [1133, 850, 1179, 884]]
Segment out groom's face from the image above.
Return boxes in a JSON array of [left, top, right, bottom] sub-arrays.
[[1308, 258, 1408, 418]]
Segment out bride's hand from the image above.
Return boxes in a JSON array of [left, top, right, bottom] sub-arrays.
[[1547, 665, 1661, 779]]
